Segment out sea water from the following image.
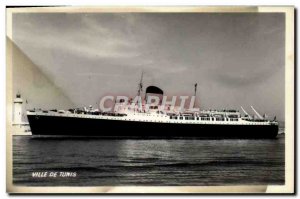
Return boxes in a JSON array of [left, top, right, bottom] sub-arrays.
[[13, 134, 285, 186]]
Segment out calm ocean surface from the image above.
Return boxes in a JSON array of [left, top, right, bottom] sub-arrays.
[[13, 134, 285, 186]]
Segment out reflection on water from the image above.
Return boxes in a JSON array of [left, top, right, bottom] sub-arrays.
[[13, 135, 285, 186]]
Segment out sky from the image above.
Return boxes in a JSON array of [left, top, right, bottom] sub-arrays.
[[12, 12, 285, 121]]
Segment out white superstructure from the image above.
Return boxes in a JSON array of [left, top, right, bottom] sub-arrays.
[[27, 104, 277, 127]]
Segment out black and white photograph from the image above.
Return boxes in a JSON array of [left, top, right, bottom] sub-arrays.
[[6, 6, 294, 194]]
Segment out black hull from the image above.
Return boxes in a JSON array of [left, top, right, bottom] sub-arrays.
[[27, 115, 278, 139]]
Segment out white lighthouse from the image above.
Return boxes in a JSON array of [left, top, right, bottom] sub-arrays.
[[12, 94, 31, 135], [13, 93, 23, 124]]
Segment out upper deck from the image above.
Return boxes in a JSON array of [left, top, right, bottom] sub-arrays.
[[27, 107, 278, 127]]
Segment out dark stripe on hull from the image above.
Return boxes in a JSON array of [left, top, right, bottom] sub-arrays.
[[27, 115, 278, 139]]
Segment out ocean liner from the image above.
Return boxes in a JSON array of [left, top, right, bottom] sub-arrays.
[[26, 75, 278, 139]]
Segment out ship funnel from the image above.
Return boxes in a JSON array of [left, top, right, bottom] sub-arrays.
[[241, 106, 252, 119], [145, 86, 164, 105], [250, 106, 263, 119]]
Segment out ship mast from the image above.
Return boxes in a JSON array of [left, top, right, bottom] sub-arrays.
[[193, 83, 197, 108], [137, 71, 143, 97], [137, 71, 144, 110]]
